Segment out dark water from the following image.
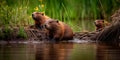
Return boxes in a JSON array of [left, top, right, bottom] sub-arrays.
[[0, 41, 120, 60]]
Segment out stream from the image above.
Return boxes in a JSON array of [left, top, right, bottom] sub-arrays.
[[0, 40, 120, 60]]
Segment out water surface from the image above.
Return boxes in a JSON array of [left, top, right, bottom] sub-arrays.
[[0, 41, 120, 60]]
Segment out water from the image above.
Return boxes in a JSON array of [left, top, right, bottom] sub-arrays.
[[0, 41, 120, 60]]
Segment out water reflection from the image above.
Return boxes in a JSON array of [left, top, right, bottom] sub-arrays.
[[0, 41, 120, 60], [0, 43, 36, 60], [97, 43, 120, 60], [35, 42, 73, 60]]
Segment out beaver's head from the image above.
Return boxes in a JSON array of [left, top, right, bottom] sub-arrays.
[[94, 20, 104, 27], [32, 12, 45, 21], [44, 19, 60, 31]]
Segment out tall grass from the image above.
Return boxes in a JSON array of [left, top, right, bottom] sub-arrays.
[[40, 0, 120, 31], [0, 0, 31, 40], [0, 0, 120, 32], [0, 0, 33, 27]]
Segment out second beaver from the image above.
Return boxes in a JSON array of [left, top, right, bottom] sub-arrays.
[[44, 19, 74, 41]]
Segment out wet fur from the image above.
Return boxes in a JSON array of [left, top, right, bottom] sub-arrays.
[[45, 19, 74, 41]]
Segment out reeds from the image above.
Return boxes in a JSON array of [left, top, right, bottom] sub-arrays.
[[0, 0, 30, 40], [0, 0, 120, 32]]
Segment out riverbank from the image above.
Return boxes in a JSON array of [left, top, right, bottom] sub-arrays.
[[0, 26, 99, 42]]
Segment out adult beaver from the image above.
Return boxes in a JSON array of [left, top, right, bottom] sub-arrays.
[[32, 12, 51, 29], [44, 19, 74, 41]]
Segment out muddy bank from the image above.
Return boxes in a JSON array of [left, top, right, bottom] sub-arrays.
[[74, 31, 99, 40], [0, 27, 99, 42]]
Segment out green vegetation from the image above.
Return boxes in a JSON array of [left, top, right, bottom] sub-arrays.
[[0, 0, 120, 39], [17, 27, 27, 39], [0, 27, 27, 40], [0, 27, 13, 40], [0, 0, 32, 27]]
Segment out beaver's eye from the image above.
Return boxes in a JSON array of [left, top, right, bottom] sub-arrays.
[[49, 22, 52, 23], [41, 13, 44, 16]]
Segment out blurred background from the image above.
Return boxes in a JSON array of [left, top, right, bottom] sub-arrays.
[[0, 0, 120, 32]]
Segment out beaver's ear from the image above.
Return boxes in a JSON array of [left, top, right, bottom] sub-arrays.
[[41, 12, 44, 16]]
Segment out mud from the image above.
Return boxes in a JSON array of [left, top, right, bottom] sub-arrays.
[[0, 26, 99, 42]]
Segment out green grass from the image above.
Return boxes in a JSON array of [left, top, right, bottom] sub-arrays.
[[0, 26, 13, 40], [17, 27, 27, 39], [0, 0, 120, 32]]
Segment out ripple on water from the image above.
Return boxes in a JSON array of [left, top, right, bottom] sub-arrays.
[[0, 39, 95, 44], [68, 38, 95, 43]]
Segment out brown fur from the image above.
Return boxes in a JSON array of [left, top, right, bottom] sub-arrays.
[[94, 20, 110, 31], [44, 19, 74, 41], [32, 12, 50, 29], [94, 20, 104, 31], [96, 9, 120, 42]]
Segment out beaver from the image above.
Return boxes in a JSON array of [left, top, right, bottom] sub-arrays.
[[32, 12, 51, 29], [44, 19, 74, 41], [94, 19, 110, 31], [94, 20, 105, 31]]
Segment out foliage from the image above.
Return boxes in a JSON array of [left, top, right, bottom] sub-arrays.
[[0, 27, 13, 40], [17, 27, 27, 39], [0, 27, 28, 40], [0, 0, 30, 40], [0, 0, 120, 32], [0, 0, 33, 27]]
